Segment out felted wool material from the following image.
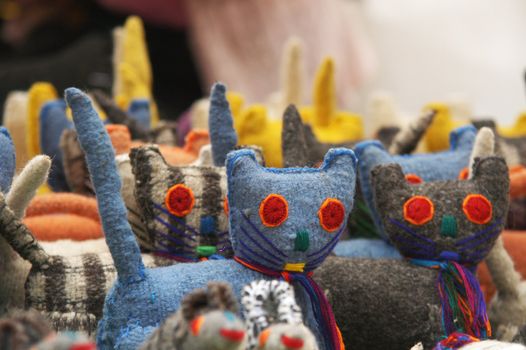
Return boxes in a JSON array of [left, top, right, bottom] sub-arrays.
[[423, 103, 470, 152], [298, 57, 363, 143], [0, 309, 54, 349], [128, 99, 151, 130], [460, 340, 526, 349], [333, 238, 401, 259], [3, 91, 30, 170], [498, 113, 526, 138], [354, 125, 476, 241], [130, 145, 231, 260], [372, 157, 509, 265], [509, 166, 526, 200], [66, 87, 357, 350], [209, 83, 238, 167], [24, 193, 103, 241], [26, 82, 59, 159], [59, 129, 93, 196], [0, 127, 16, 193], [388, 110, 436, 155], [39, 100, 73, 192], [141, 282, 246, 350], [313, 256, 442, 350], [507, 199, 526, 230], [106, 124, 132, 155], [472, 120, 524, 167]]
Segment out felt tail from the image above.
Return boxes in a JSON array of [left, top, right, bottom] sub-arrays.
[[209, 83, 238, 167], [6, 155, 51, 219], [281, 37, 303, 109], [65, 87, 145, 282], [0, 191, 49, 267], [485, 237, 522, 298], [312, 57, 336, 127], [388, 110, 436, 155], [468, 127, 495, 178]]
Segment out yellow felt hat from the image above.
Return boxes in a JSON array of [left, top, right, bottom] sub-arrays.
[[423, 102, 469, 152]]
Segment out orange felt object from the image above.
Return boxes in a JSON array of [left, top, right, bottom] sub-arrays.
[[509, 165, 526, 199], [24, 193, 103, 241], [130, 129, 209, 165], [106, 124, 132, 155], [23, 214, 103, 241], [477, 231, 526, 301]]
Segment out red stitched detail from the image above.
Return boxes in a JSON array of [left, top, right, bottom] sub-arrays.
[[458, 168, 469, 180], [403, 196, 434, 225], [405, 173, 423, 184], [259, 194, 288, 227], [463, 194, 492, 224], [165, 184, 195, 217], [319, 198, 345, 232]]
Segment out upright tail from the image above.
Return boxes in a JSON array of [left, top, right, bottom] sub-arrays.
[[388, 110, 436, 155], [65, 87, 145, 282], [209, 83, 238, 167]]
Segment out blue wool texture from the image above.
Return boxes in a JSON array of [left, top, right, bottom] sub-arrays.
[[334, 238, 402, 259], [209, 83, 238, 166], [353, 125, 476, 241], [0, 127, 16, 193], [128, 99, 151, 130], [66, 87, 357, 350], [39, 100, 73, 191]]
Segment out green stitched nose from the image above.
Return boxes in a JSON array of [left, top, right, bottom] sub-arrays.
[[294, 230, 310, 252], [440, 215, 457, 238]]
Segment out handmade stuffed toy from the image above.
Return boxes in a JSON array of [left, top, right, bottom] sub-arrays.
[[140, 282, 246, 350], [498, 112, 526, 138], [314, 155, 510, 349], [242, 280, 318, 350], [66, 87, 356, 350]]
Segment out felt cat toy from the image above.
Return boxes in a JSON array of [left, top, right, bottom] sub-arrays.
[[313, 155, 510, 349], [242, 280, 318, 350], [497, 112, 526, 138], [141, 282, 246, 350], [2, 91, 30, 170], [65, 86, 357, 350]]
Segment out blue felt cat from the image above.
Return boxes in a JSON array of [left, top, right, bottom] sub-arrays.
[[66, 86, 357, 350], [0, 127, 16, 193], [335, 125, 477, 258]]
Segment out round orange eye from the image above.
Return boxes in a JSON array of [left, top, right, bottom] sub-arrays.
[[405, 173, 423, 184], [403, 196, 434, 225], [463, 194, 492, 224], [319, 198, 345, 232], [259, 194, 288, 227], [165, 184, 195, 217], [458, 168, 469, 180], [223, 196, 229, 215]]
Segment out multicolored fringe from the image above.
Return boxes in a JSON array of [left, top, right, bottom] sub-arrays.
[[410, 259, 491, 339], [433, 332, 480, 350], [234, 256, 345, 350]]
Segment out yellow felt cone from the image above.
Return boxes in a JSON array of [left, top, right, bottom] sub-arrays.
[[499, 112, 526, 137], [423, 102, 469, 152], [26, 82, 58, 158]]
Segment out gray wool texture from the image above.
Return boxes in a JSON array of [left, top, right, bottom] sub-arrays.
[[371, 157, 509, 265], [388, 110, 436, 155], [313, 256, 442, 350], [59, 129, 94, 196]]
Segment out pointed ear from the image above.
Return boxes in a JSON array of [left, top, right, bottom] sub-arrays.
[[209, 83, 238, 167], [449, 125, 476, 150], [388, 110, 436, 155], [371, 163, 409, 217], [129, 145, 169, 178], [180, 288, 210, 322], [282, 104, 310, 167], [312, 57, 336, 127], [354, 140, 389, 164], [226, 149, 260, 180], [0, 127, 15, 193], [472, 156, 509, 200], [467, 127, 495, 179], [320, 148, 357, 175], [472, 119, 497, 131], [192, 144, 213, 166]]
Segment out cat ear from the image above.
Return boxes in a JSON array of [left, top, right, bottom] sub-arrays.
[[370, 163, 409, 218], [319, 148, 357, 174], [209, 83, 238, 167], [0, 127, 16, 193], [467, 127, 495, 179], [226, 149, 260, 179], [354, 140, 391, 169], [471, 156, 509, 200], [180, 288, 210, 322], [206, 282, 238, 313], [282, 104, 310, 167], [129, 145, 169, 179], [449, 125, 477, 151]]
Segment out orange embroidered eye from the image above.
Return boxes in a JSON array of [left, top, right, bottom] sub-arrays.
[[403, 196, 434, 225], [458, 168, 469, 180], [405, 174, 423, 184], [165, 184, 195, 217], [259, 194, 288, 227], [223, 196, 229, 215], [463, 194, 492, 224], [319, 198, 345, 232]]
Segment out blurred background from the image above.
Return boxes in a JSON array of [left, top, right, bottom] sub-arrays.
[[0, 0, 525, 127]]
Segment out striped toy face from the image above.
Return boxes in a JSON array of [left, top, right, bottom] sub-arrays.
[[131, 146, 231, 262]]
